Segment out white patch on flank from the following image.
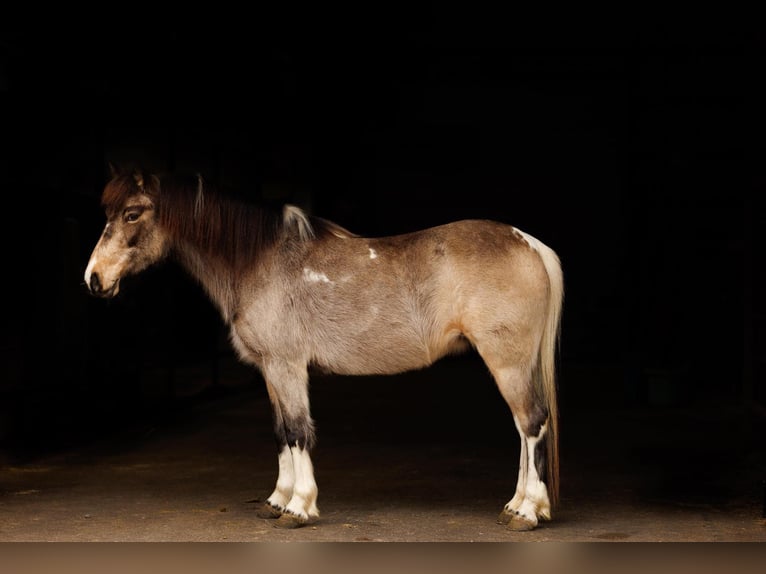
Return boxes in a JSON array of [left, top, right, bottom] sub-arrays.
[[303, 267, 332, 284], [513, 227, 543, 253], [368, 247, 378, 259]]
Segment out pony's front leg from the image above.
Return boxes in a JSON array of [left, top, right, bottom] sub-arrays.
[[257, 362, 319, 529], [256, 444, 295, 519], [278, 442, 319, 528]]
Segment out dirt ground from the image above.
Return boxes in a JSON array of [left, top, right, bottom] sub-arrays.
[[0, 356, 764, 543]]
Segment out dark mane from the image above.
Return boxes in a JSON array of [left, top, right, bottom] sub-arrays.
[[102, 171, 355, 272], [157, 173, 284, 269]]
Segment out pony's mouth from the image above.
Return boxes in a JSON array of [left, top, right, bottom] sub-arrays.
[[88, 278, 120, 298]]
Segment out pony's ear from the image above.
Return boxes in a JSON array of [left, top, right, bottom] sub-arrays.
[[148, 174, 161, 194], [107, 161, 120, 178], [133, 170, 145, 191]]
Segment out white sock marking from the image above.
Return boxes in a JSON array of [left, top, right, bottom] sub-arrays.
[[284, 447, 319, 519], [267, 446, 295, 509]]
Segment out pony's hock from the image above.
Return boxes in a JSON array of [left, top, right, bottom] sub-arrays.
[[84, 167, 564, 532]]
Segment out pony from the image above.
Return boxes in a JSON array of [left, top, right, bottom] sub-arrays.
[[83, 168, 564, 531]]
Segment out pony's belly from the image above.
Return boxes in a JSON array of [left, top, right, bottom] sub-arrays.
[[316, 332, 470, 376], [322, 350, 432, 376]]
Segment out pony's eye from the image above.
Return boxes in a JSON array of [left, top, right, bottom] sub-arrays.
[[124, 209, 142, 223]]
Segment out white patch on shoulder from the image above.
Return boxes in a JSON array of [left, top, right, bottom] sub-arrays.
[[512, 227, 543, 253], [303, 267, 332, 284], [368, 247, 378, 259]]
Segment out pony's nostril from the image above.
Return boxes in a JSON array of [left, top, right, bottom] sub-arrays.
[[89, 272, 102, 294]]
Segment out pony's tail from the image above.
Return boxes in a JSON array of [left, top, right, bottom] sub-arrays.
[[536, 242, 564, 510]]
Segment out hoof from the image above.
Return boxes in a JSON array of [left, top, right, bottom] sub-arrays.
[[256, 503, 283, 519], [506, 514, 537, 532], [272, 512, 309, 529], [498, 510, 538, 531]]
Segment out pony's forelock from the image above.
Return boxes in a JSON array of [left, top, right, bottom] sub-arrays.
[[101, 172, 158, 215]]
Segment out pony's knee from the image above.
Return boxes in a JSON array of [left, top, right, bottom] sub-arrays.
[[284, 416, 316, 451]]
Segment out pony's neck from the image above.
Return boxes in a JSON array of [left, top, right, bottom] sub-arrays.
[[156, 181, 286, 323], [172, 242, 243, 324]]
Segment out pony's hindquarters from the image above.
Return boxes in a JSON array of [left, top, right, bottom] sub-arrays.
[[462, 228, 563, 530]]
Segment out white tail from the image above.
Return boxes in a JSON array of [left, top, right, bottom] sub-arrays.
[[536, 241, 564, 508]]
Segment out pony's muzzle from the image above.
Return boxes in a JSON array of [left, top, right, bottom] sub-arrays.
[[88, 272, 102, 294], [87, 271, 118, 298]]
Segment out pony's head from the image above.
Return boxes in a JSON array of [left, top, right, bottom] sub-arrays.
[[84, 168, 169, 297]]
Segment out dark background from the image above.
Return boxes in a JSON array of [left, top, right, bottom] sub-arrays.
[[1, 9, 763, 458]]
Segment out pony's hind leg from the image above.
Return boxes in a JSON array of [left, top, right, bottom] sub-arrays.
[[257, 362, 319, 529], [498, 412, 551, 531], [486, 363, 552, 531]]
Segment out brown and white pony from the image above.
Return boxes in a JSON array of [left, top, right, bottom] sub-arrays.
[[84, 168, 564, 531]]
